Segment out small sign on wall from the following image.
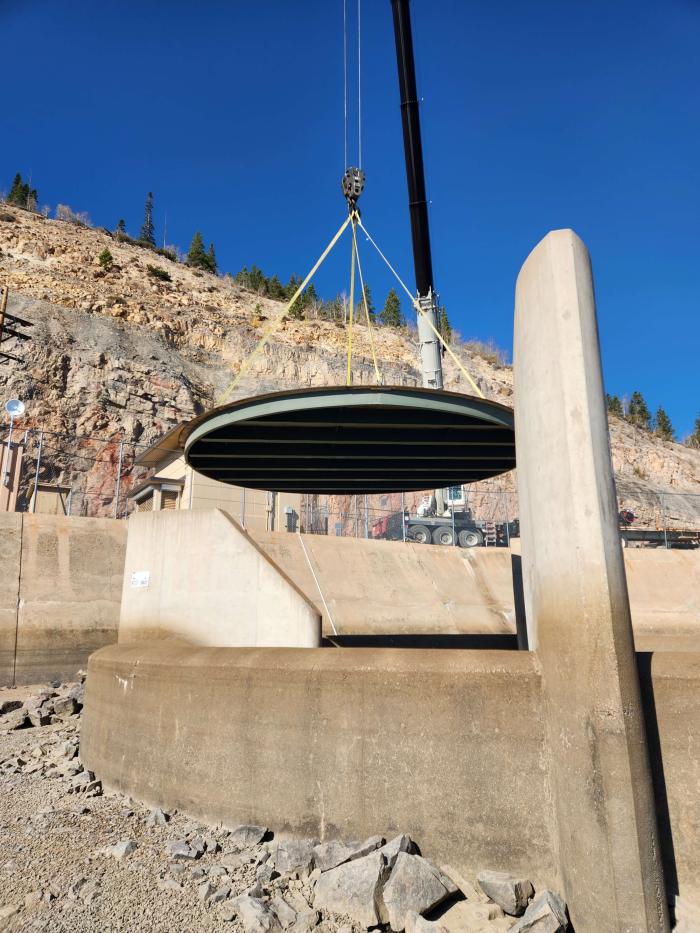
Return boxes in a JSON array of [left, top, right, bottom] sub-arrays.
[[130, 571, 150, 588]]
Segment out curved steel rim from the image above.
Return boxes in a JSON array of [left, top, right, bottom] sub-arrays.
[[183, 385, 514, 457]]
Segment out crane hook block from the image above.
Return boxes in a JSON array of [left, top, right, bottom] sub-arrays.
[[342, 167, 365, 213]]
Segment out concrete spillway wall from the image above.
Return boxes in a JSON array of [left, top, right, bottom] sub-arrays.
[[0, 513, 126, 686], [81, 643, 700, 915]]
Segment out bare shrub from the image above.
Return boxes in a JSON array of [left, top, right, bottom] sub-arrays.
[[463, 336, 509, 366], [55, 204, 92, 227]]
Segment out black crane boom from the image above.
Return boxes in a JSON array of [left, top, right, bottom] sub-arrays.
[[391, 0, 434, 299]]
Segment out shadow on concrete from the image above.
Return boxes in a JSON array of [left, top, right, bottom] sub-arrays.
[[637, 651, 679, 917], [511, 553, 529, 650], [322, 634, 519, 649]]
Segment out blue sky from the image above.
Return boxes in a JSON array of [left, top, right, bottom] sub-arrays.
[[2, 0, 698, 436]]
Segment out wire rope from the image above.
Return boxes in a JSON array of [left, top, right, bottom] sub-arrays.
[[357, 219, 485, 398]]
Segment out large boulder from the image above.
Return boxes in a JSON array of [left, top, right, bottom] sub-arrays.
[[381, 853, 458, 931], [508, 891, 568, 932], [476, 870, 534, 916], [313, 836, 384, 873], [314, 850, 388, 928]]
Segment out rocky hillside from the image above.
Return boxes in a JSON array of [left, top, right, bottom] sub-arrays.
[[0, 207, 697, 528]]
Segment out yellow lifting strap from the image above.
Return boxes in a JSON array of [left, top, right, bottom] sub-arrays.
[[217, 214, 352, 406], [357, 218, 485, 399], [346, 214, 357, 385], [352, 219, 382, 384]]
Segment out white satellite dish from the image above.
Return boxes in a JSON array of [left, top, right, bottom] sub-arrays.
[[5, 399, 25, 418]]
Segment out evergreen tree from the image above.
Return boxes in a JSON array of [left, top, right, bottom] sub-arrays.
[[653, 407, 675, 441], [206, 243, 217, 275], [7, 172, 34, 208], [186, 232, 209, 270], [115, 218, 126, 235], [247, 265, 267, 293], [304, 283, 318, 311], [438, 305, 452, 343], [379, 288, 403, 327], [357, 284, 375, 319], [139, 192, 155, 245], [98, 248, 113, 271], [267, 274, 286, 300], [285, 274, 302, 301], [606, 394, 623, 417], [685, 414, 700, 449], [7, 173, 23, 204], [627, 391, 651, 430]]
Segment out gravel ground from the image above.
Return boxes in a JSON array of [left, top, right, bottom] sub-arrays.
[[0, 682, 560, 933], [0, 682, 359, 933]]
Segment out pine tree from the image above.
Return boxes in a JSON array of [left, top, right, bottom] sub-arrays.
[[206, 243, 217, 275], [606, 394, 623, 416], [653, 407, 675, 441], [304, 283, 318, 312], [98, 248, 113, 271], [7, 173, 34, 208], [139, 192, 155, 245], [186, 232, 209, 270], [285, 274, 302, 301], [247, 265, 267, 293], [380, 288, 403, 327], [627, 391, 651, 430], [685, 414, 700, 449], [438, 305, 452, 343], [267, 274, 286, 300], [357, 284, 375, 320], [7, 173, 23, 204], [115, 218, 126, 235]]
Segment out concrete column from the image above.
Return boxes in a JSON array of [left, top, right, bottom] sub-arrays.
[[514, 230, 668, 932]]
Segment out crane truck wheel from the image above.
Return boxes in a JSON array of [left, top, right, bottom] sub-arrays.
[[458, 529, 484, 548], [409, 525, 431, 544], [432, 527, 454, 546]]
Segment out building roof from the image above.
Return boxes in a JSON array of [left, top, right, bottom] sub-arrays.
[[134, 423, 187, 467]]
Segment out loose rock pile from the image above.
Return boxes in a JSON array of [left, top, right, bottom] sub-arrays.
[[0, 682, 570, 932]]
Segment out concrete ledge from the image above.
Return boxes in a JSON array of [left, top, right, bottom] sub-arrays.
[[81, 643, 558, 887]]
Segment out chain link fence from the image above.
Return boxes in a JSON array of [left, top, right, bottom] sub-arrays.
[[1, 424, 698, 548]]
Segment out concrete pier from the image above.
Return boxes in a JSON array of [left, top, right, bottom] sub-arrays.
[[514, 229, 668, 930]]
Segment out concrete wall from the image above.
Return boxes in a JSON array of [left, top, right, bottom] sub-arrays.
[[119, 510, 321, 648], [81, 644, 558, 888], [0, 513, 126, 686], [638, 652, 700, 918], [250, 529, 700, 649], [252, 530, 517, 639]]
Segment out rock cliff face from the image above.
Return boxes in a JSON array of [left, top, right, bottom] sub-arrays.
[[0, 207, 697, 527]]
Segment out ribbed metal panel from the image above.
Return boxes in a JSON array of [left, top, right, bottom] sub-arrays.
[[183, 386, 515, 495]]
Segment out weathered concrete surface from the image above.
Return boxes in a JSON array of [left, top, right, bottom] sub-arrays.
[[0, 513, 22, 685], [252, 531, 517, 638], [625, 549, 700, 651], [0, 513, 126, 686], [514, 229, 668, 930], [81, 644, 558, 887], [119, 510, 321, 647], [251, 530, 700, 648], [638, 653, 700, 924]]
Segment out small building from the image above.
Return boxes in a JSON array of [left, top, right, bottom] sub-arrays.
[[127, 425, 301, 534]]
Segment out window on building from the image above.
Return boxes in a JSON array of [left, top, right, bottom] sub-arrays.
[[161, 488, 180, 510], [135, 491, 154, 512]]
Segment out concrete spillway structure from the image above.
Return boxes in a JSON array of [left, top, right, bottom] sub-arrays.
[[81, 230, 699, 930]]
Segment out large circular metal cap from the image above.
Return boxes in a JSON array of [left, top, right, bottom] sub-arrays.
[[182, 386, 515, 495]]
